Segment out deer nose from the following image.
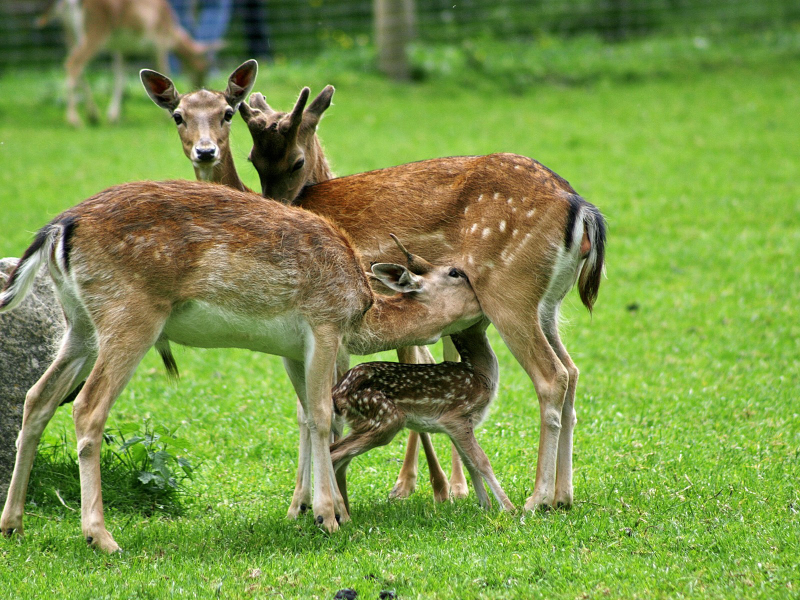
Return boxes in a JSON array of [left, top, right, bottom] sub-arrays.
[[194, 144, 218, 162]]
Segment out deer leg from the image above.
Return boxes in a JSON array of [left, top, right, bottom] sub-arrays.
[[418, 433, 449, 503], [64, 27, 107, 127], [389, 346, 449, 501], [331, 408, 405, 515], [480, 297, 569, 511], [541, 306, 579, 509], [442, 336, 469, 499], [304, 324, 346, 531], [448, 425, 514, 512], [1, 327, 95, 537], [106, 50, 125, 124], [72, 312, 165, 553], [282, 358, 312, 518]]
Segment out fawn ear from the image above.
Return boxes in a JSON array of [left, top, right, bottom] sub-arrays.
[[371, 263, 423, 293], [225, 59, 258, 108], [140, 69, 180, 111]]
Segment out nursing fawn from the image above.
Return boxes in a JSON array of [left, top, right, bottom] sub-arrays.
[[332, 320, 514, 514]]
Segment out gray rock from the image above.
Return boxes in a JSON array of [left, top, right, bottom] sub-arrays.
[[0, 258, 66, 499]]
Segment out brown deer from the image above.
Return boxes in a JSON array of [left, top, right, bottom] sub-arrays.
[[0, 181, 483, 552], [241, 97, 607, 514], [40, 0, 211, 126], [141, 71, 457, 514], [331, 319, 515, 515]]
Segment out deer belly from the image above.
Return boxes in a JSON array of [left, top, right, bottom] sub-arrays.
[[163, 301, 310, 360]]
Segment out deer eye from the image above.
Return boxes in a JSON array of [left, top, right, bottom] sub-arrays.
[[223, 109, 234, 123], [172, 113, 184, 126], [291, 158, 305, 172], [448, 268, 464, 278]]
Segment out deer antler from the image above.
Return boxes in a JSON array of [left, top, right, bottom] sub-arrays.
[[390, 233, 434, 275]]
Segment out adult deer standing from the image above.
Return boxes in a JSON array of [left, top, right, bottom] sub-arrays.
[[241, 95, 607, 513], [0, 181, 483, 551], [140, 68, 459, 512]]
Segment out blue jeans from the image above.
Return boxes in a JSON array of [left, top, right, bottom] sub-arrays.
[[169, 0, 233, 72]]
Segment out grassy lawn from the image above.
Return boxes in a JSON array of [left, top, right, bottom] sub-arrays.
[[0, 33, 799, 598]]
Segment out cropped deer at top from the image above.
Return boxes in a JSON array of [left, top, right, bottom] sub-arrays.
[[40, 0, 212, 126], [332, 320, 515, 514], [242, 95, 607, 514], [0, 181, 482, 552]]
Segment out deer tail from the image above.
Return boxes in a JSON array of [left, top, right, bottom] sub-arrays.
[[0, 224, 60, 312], [576, 201, 607, 313]]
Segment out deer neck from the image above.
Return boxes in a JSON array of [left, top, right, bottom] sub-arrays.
[[194, 147, 251, 193], [308, 137, 334, 184], [449, 324, 498, 391], [345, 294, 443, 356]]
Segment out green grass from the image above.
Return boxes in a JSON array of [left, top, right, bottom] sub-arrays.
[[1, 33, 799, 599]]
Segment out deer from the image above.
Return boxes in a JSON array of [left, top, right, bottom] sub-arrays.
[[241, 94, 608, 515], [0, 180, 483, 552], [39, 0, 212, 126], [331, 319, 515, 515], [139, 67, 458, 515]]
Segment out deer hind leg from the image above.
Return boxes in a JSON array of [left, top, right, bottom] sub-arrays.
[[73, 310, 167, 552], [282, 358, 314, 519], [389, 345, 450, 502], [331, 401, 404, 515], [481, 297, 569, 511], [448, 424, 514, 512], [106, 51, 125, 124], [442, 336, 469, 499], [1, 326, 96, 538], [64, 26, 107, 126], [540, 306, 579, 509]]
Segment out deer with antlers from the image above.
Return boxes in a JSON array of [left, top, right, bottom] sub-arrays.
[[240, 91, 607, 515], [140, 65, 460, 514], [0, 180, 483, 552], [40, 0, 212, 126]]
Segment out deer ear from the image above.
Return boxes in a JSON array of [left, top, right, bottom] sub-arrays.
[[140, 69, 180, 111], [306, 85, 334, 121], [249, 92, 273, 113], [371, 263, 423, 293], [225, 59, 258, 108]]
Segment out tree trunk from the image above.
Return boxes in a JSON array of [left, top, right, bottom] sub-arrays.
[[374, 0, 416, 80]]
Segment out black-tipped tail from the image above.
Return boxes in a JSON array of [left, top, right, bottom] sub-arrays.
[[577, 203, 606, 313], [156, 340, 180, 381]]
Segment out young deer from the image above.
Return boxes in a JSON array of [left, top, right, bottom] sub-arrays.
[[41, 0, 211, 126], [142, 71, 455, 513], [140, 60, 259, 192], [331, 320, 514, 515], [241, 97, 608, 514], [0, 181, 482, 552]]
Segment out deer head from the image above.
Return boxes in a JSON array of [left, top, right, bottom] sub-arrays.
[[239, 85, 335, 202]]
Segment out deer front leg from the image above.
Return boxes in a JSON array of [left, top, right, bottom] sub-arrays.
[[64, 28, 106, 127], [304, 325, 347, 531], [449, 425, 514, 512], [442, 336, 469, 499], [390, 345, 450, 501]]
